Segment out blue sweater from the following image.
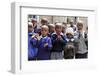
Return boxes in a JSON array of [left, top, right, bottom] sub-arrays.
[[37, 36, 52, 60], [28, 32, 38, 59]]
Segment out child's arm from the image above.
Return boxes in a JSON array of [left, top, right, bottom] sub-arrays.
[[51, 34, 67, 45], [84, 32, 88, 49], [44, 43, 48, 47], [47, 38, 52, 50], [30, 38, 38, 47], [84, 32, 88, 41], [59, 35, 67, 45], [44, 38, 52, 50], [74, 39, 79, 53], [51, 34, 58, 44]]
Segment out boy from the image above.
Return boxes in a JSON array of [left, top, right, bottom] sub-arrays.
[[31, 18, 38, 33], [64, 28, 77, 59], [37, 25, 52, 60], [75, 21, 88, 59], [48, 24, 55, 37], [37, 18, 49, 36], [28, 22, 38, 61], [51, 23, 67, 59], [41, 18, 49, 25], [31, 18, 41, 35], [62, 24, 67, 35], [69, 20, 77, 32]]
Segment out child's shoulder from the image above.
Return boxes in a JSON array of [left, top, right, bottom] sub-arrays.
[[51, 32, 64, 36], [46, 36, 51, 40], [51, 32, 57, 37], [51, 32, 56, 35]]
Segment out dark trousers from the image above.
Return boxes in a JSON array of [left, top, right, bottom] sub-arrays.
[[64, 56, 74, 59], [75, 52, 88, 59], [64, 48, 74, 59]]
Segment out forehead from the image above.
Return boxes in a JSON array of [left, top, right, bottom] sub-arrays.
[[67, 33, 73, 35], [55, 25, 62, 28], [32, 19, 37, 22], [41, 27, 48, 31], [49, 24, 55, 28], [77, 23, 83, 26]]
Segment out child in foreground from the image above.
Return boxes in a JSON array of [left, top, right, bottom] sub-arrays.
[[51, 23, 67, 59], [37, 25, 52, 60]]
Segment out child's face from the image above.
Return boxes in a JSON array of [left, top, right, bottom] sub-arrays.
[[77, 23, 83, 30], [67, 33, 73, 39], [62, 26, 66, 33], [50, 26, 55, 33], [32, 20, 37, 27], [70, 22, 74, 27], [55, 26, 62, 35], [41, 28, 48, 36], [28, 25, 33, 33], [41, 20, 47, 25]]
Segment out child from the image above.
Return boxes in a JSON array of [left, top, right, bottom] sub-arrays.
[[48, 24, 55, 37], [37, 18, 49, 36], [69, 20, 77, 32], [51, 23, 67, 59], [62, 24, 67, 35], [37, 25, 52, 60], [31, 18, 37, 28], [28, 22, 38, 61], [75, 21, 88, 59], [30, 18, 41, 34], [41, 18, 49, 25], [31, 18, 38, 33], [64, 28, 77, 59]]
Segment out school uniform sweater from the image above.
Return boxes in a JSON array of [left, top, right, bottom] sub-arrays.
[[51, 32, 67, 52], [28, 32, 38, 59], [74, 31, 88, 54], [37, 36, 52, 60]]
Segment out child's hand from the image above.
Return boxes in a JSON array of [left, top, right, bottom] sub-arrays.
[[35, 33, 39, 38], [31, 35, 35, 38], [32, 34, 39, 38], [44, 43, 48, 47], [35, 34, 40, 40], [67, 45, 73, 48], [57, 35, 62, 40]]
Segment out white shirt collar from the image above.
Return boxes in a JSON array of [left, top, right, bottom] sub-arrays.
[[40, 35, 47, 39]]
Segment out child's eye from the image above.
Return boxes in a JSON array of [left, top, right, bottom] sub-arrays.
[[41, 30, 44, 31], [45, 30, 47, 31]]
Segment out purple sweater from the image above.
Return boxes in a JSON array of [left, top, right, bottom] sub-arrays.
[[37, 36, 52, 60]]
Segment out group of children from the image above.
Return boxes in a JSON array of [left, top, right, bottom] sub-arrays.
[[28, 18, 88, 61]]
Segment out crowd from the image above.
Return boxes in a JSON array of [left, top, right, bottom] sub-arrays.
[[28, 17, 88, 61]]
